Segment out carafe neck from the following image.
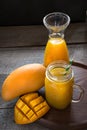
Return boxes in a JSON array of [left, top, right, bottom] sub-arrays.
[[49, 32, 64, 39]]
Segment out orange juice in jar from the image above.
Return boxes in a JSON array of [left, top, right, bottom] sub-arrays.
[[43, 12, 70, 67], [45, 61, 84, 109]]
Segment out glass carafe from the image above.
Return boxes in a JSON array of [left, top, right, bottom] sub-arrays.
[[43, 12, 70, 67]]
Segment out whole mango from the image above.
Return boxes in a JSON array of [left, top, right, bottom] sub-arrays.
[[1, 63, 46, 101]]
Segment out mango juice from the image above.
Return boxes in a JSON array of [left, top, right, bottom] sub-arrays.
[[44, 38, 69, 67], [45, 62, 74, 109]]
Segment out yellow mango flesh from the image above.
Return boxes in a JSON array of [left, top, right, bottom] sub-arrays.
[[14, 92, 50, 124]]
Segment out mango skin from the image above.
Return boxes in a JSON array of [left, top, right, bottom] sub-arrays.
[[1, 63, 46, 101]]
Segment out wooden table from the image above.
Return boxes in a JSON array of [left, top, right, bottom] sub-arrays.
[[0, 23, 87, 130]]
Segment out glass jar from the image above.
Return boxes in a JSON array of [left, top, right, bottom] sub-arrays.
[[43, 12, 70, 67], [45, 60, 84, 109]]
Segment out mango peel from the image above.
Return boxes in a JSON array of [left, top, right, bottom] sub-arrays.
[[1, 63, 46, 101]]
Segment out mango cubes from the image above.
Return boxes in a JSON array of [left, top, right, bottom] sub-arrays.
[[14, 92, 50, 124]]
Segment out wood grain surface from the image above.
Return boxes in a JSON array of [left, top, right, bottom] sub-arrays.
[[0, 23, 87, 47]]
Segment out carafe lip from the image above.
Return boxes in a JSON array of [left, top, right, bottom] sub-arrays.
[[43, 12, 70, 33], [46, 60, 73, 82]]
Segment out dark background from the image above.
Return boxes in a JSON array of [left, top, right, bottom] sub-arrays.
[[0, 0, 87, 26]]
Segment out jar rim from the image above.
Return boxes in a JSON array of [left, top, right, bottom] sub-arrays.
[[46, 60, 73, 82]]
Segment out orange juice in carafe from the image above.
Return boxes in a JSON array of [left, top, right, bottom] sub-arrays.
[[43, 12, 70, 67], [44, 37, 69, 67]]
